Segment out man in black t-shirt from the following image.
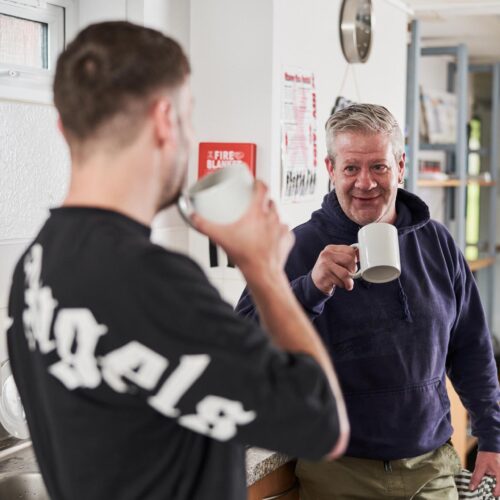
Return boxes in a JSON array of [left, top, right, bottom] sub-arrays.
[[7, 22, 349, 500]]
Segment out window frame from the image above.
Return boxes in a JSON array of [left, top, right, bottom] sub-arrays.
[[0, 0, 77, 104]]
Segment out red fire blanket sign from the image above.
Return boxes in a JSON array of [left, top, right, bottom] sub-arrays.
[[198, 142, 256, 179]]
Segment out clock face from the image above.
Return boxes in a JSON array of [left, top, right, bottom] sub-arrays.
[[339, 0, 373, 64], [355, 0, 372, 61]]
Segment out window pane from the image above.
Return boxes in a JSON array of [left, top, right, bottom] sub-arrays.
[[0, 14, 48, 69]]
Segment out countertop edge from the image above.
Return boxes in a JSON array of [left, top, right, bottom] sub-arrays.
[[245, 447, 294, 486], [0, 443, 293, 489]]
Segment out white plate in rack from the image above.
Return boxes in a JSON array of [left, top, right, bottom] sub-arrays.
[[0, 361, 29, 439]]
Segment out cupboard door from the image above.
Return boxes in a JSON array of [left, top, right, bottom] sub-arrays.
[[247, 461, 299, 500]]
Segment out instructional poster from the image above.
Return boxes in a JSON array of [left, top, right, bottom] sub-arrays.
[[280, 69, 318, 202]]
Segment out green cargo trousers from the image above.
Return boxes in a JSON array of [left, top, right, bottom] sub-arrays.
[[296, 443, 462, 500]]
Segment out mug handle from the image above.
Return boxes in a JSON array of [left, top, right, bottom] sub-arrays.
[[350, 243, 362, 279], [177, 194, 195, 229]]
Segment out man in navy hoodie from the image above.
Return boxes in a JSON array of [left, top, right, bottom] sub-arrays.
[[237, 104, 500, 498]]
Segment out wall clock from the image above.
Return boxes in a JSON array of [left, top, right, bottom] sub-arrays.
[[339, 0, 373, 64]]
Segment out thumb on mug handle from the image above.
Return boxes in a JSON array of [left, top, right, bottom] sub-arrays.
[[350, 243, 362, 279]]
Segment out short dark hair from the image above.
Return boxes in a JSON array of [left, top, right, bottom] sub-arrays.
[[54, 21, 190, 145]]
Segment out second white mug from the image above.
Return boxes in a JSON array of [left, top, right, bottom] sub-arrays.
[[177, 162, 254, 226]]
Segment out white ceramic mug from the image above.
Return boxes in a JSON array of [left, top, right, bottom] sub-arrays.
[[177, 162, 254, 226], [350, 222, 401, 283]]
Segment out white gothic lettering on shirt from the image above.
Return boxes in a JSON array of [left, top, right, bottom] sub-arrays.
[[49, 308, 107, 390], [100, 340, 168, 393], [23, 244, 57, 353], [18, 244, 256, 441], [148, 354, 211, 417], [179, 396, 256, 441]]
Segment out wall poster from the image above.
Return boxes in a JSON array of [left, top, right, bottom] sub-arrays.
[[280, 69, 318, 202]]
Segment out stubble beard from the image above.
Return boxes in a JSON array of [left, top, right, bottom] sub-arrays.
[[156, 158, 188, 213], [345, 187, 398, 226]]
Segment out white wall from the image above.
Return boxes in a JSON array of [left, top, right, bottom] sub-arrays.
[[78, 0, 126, 27], [272, 0, 408, 227], [79, 0, 189, 48], [188, 0, 410, 306], [0, 0, 79, 362], [0, 99, 70, 364], [188, 0, 274, 305]]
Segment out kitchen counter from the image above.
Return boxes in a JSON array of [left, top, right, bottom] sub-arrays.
[[0, 441, 38, 479], [245, 448, 292, 486], [0, 441, 291, 489]]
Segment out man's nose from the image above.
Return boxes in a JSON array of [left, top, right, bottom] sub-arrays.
[[354, 169, 377, 190]]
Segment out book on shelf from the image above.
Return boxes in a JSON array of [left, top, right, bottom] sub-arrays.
[[418, 158, 448, 180], [418, 172, 449, 181], [420, 87, 457, 144]]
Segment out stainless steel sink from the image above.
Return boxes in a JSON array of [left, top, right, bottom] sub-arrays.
[[0, 472, 49, 499]]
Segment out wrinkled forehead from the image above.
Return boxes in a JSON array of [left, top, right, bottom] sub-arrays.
[[333, 131, 395, 160]]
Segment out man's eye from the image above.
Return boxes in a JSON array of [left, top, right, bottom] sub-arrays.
[[344, 166, 357, 173], [373, 164, 388, 172]]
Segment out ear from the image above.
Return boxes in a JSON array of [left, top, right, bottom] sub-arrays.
[[56, 116, 66, 138], [152, 97, 175, 148], [325, 156, 335, 185], [397, 152, 406, 184]]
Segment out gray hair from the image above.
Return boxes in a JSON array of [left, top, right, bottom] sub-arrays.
[[325, 103, 404, 163]]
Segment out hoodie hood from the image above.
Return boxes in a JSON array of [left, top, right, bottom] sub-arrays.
[[313, 188, 431, 242], [310, 188, 430, 324]]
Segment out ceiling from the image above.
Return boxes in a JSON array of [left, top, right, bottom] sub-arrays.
[[402, 0, 500, 63]]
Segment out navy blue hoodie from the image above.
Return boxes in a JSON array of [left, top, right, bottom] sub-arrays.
[[237, 189, 500, 460]]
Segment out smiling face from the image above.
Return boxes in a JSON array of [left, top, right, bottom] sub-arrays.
[[327, 131, 405, 226]]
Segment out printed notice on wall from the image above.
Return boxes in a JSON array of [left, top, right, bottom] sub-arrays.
[[280, 69, 318, 202]]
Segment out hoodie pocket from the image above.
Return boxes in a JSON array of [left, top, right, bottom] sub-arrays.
[[344, 377, 452, 456]]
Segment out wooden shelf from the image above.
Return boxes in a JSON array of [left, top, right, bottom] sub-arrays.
[[418, 179, 461, 187], [467, 179, 495, 187], [467, 257, 495, 272], [466, 179, 495, 187], [420, 143, 456, 152], [420, 144, 489, 156], [417, 179, 496, 188]]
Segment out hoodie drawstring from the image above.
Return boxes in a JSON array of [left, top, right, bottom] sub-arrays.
[[397, 278, 413, 323]]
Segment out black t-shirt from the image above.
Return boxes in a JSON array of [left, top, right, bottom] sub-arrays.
[[7, 207, 339, 500]]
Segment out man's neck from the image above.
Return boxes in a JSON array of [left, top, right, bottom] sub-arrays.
[[376, 208, 398, 225], [63, 149, 157, 226]]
